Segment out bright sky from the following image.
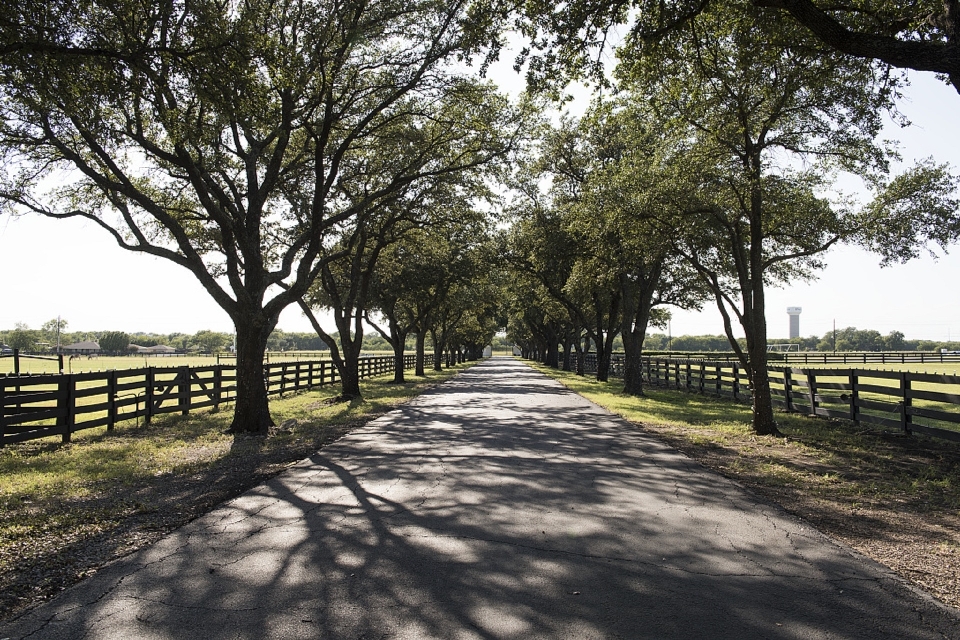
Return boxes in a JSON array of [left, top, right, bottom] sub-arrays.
[[1, 64, 958, 340]]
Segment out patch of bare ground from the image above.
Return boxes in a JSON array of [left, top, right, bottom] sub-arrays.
[[641, 420, 960, 612]]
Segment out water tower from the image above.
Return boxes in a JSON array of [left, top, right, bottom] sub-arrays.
[[787, 307, 802, 339]]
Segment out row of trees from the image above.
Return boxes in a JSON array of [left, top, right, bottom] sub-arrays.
[[3, 0, 959, 435], [0, 0, 520, 431], [503, 2, 960, 435]]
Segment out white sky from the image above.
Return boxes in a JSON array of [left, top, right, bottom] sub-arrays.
[[1, 63, 958, 340]]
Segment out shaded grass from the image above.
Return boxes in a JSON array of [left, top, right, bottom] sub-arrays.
[[0, 363, 470, 621]]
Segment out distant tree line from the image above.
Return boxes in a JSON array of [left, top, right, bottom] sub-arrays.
[[0, 322, 331, 354], [577, 330, 960, 355], [643, 330, 960, 353]]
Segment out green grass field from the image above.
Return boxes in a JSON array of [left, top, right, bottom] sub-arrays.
[[787, 361, 960, 376], [0, 351, 372, 376]]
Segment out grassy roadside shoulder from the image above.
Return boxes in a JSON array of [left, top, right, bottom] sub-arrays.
[[0, 363, 471, 622], [528, 361, 960, 612]]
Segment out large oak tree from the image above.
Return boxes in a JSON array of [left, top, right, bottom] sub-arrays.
[[0, 0, 503, 432], [618, 4, 958, 434]]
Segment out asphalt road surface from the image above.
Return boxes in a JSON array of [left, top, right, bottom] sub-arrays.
[[3, 357, 958, 639]]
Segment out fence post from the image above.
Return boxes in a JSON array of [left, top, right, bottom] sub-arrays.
[[0, 381, 6, 447], [685, 362, 692, 391], [64, 375, 76, 443], [715, 364, 722, 397], [308, 361, 315, 389], [145, 368, 154, 426], [732, 363, 739, 401], [849, 371, 858, 423], [901, 372, 913, 435], [699, 362, 705, 394], [108, 370, 117, 431], [213, 366, 222, 412], [783, 368, 793, 412], [179, 366, 190, 415], [806, 371, 817, 416]]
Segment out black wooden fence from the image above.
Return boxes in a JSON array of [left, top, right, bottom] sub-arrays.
[[640, 351, 960, 365], [0, 355, 416, 446], [777, 351, 960, 365], [575, 353, 960, 442]]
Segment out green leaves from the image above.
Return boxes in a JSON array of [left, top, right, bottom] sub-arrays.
[[858, 159, 960, 264]]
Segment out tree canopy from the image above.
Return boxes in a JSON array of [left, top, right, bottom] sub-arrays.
[[0, 0, 511, 431], [512, 0, 960, 93]]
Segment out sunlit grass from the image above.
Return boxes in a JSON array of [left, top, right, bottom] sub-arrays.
[[0, 351, 345, 376]]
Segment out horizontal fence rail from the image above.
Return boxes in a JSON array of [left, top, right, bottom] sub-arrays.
[[573, 353, 960, 442], [633, 351, 960, 365], [0, 355, 419, 447], [776, 351, 960, 365]]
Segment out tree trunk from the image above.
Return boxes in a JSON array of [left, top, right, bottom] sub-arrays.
[[228, 317, 275, 433], [620, 270, 658, 396], [431, 330, 444, 371], [596, 348, 611, 382], [340, 353, 362, 399], [561, 339, 572, 372], [545, 336, 559, 368], [746, 158, 781, 436], [622, 331, 644, 395], [746, 300, 780, 435], [593, 292, 621, 383], [749, 352, 778, 435], [393, 345, 406, 383], [391, 328, 408, 383], [415, 332, 426, 376], [575, 334, 588, 376], [334, 316, 364, 400]]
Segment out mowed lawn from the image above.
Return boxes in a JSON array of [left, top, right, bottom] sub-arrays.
[[0, 353, 337, 376]]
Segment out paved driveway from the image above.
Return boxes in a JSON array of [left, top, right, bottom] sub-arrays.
[[3, 357, 958, 639]]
